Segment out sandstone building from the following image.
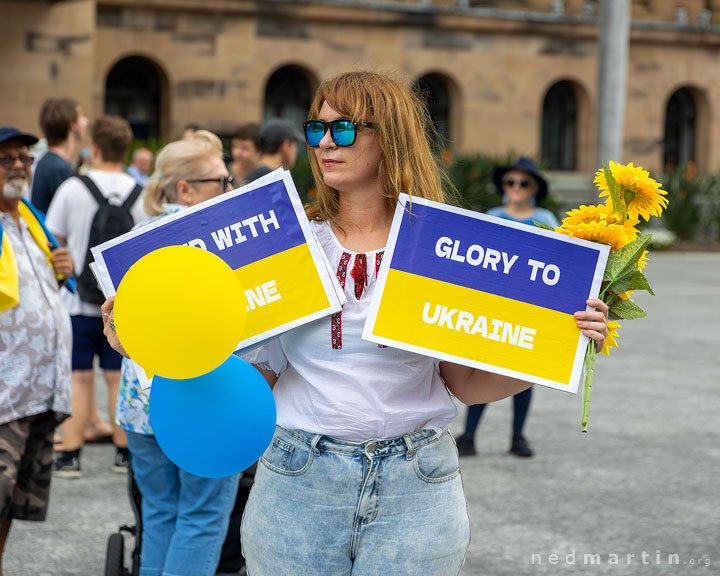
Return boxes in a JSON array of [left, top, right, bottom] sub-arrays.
[[4, 0, 720, 190]]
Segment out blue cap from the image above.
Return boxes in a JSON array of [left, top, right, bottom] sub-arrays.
[[0, 126, 39, 146]]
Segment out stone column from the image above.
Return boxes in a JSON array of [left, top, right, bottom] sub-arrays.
[[596, 0, 630, 167]]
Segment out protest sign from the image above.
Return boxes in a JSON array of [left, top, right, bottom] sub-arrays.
[[363, 194, 609, 393], [91, 169, 345, 388]]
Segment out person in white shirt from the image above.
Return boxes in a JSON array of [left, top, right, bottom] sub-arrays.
[[241, 72, 609, 575], [103, 71, 609, 576], [46, 116, 147, 477]]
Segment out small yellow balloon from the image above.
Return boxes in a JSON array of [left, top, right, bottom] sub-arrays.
[[114, 245, 246, 379]]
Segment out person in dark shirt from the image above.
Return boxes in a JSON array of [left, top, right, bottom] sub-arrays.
[[243, 118, 303, 184], [31, 98, 88, 215]]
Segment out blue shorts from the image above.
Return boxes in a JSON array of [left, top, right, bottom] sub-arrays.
[[242, 426, 470, 575], [71, 315, 122, 371]]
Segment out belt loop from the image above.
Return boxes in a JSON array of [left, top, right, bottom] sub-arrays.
[[310, 434, 322, 456], [403, 434, 414, 461]]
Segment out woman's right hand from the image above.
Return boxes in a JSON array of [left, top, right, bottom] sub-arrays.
[[101, 296, 130, 359]]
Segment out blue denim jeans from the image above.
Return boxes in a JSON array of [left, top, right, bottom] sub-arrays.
[[241, 426, 470, 575], [126, 431, 239, 576]]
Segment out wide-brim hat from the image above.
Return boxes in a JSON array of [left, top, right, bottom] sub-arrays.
[[0, 126, 39, 147], [492, 156, 548, 204]]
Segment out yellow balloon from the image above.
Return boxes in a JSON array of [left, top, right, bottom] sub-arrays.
[[114, 245, 246, 379]]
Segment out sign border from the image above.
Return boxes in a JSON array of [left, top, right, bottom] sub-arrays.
[[362, 193, 609, 394], [91, 169, 345, 388]]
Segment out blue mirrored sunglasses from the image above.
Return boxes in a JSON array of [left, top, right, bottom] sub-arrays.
[[302, 119, 375, 147]]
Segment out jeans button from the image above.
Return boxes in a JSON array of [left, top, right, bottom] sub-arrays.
[[366, 443, 376, 453]]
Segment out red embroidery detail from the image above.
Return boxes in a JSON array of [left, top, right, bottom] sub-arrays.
[[332, 251, 387, 350], [331, 252, 352, 349], [350, 254, 368, 300]]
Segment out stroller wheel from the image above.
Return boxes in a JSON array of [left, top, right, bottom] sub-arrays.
[[105, 532, 125, 576]]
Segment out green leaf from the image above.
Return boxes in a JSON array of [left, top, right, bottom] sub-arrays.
[[603, 166, 627, 220], [627, 271, 655, 296], [602, 234, 653, 295], [534, 221, 555, 231], [606, 266, 638, 296], [609, 298, 647, 320]]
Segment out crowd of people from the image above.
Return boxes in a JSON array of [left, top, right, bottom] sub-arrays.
[[1, 73, 608, 576]]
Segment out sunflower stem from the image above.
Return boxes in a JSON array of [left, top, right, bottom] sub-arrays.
[[581, 339, 596, 433]]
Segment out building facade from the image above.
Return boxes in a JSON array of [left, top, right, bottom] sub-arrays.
[[3, 0, 720, 184]]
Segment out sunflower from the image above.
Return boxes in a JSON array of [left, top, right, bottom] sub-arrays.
[[563, 204, 640, 235], [563, 204, 618, 226], [594, 161, 668, 221], [598, 320, 621, 356], [555, 219, 637, 252]]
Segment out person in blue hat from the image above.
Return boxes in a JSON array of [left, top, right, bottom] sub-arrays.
[[455, 156, 560, 458], [0, 126, 74, 573]]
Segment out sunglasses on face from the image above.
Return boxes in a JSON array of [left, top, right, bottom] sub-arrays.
[[302, 119, 375, 147], [503, 178, 533, 189], [0, 155, 34, 170], [186, 175, 234, 190]]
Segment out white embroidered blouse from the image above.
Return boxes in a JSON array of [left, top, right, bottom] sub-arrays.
[[243, 220, 457, 442]]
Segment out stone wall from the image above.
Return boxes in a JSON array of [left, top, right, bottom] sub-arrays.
[[0, 0, 95, 135], [4, 0, 720, 179]]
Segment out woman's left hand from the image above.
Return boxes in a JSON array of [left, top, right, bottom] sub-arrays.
[[101, 296, 130, 359], [574, 298, 609, 353]]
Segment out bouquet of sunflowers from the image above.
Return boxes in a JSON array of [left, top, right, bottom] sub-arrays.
[[547, 162, 669, 431]]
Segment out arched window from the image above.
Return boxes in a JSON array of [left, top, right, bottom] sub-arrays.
[[415, 73, 452, 147], [663, 88, 696, 171], [105, 56, 167, 140], [541, 81, 577, 170], [263, 66, 315, 125]]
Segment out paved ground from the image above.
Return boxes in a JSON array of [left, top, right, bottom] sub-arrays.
[[5, 252, 718, 576]]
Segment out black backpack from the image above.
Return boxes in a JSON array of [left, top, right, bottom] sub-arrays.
[[77, 175, 143, 304]]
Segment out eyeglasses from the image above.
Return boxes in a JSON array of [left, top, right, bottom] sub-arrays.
[[0, 155, 34, 169], [502, 178, 533, 189], [186, 175, 234, 190], [302, 119, 375, 147]]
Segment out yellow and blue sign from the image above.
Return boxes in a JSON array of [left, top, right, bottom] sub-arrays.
[[91, 170, 344, 387], [363, 195, 609, 393]]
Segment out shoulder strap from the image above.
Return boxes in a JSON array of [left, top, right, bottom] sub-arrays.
[[80, 175, 108, 206], [122, 184, 144, 210], [18, 199, 76, 294]]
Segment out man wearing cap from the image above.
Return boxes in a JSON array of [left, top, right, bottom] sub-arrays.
[[243, 118, 303, 184], [0, 127, 74, 571]]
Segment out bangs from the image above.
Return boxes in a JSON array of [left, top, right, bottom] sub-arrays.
[[313, 74, 376, 122]]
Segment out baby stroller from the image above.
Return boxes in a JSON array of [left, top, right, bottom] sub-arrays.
[[104, 463, 256, 576], [104, 467, 142, 576]]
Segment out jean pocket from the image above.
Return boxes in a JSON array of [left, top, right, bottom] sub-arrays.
[[414, 432, 461, 484], [260, 433, 314, 476]]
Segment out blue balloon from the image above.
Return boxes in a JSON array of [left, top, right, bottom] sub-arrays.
[[149, 355, 276, 478]]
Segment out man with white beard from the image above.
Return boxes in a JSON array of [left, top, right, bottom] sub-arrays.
[[0, 126, 74, 574]]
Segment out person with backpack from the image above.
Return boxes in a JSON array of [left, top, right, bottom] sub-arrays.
[[46, 116, 147, 477]]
